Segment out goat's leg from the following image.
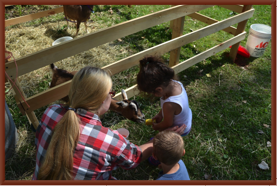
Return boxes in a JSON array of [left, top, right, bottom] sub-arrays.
[[75, 20, 80, 37], [65, 16, 69, 29], [84, 21, 88, 33]]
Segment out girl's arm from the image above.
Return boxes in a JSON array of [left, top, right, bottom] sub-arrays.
[[152, 102, 176, 131], [152, 109, 163, 123]]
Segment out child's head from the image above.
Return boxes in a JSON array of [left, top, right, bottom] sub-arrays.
[[153, 130, 185, 166], [69, 66, 112, 113], [137, 56, 176, 95]]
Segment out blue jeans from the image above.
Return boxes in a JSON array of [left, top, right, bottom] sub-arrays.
[[181, 127, 191, 137]]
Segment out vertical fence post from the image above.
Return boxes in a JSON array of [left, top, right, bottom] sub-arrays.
[[169, 15, 185, 67], [11, 80, 39, 130], [5, 48, 39, 130], [169, 5, 176, 30], [229, 5, 253, 62]]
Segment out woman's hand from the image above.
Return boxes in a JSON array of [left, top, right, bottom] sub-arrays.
[[166, 124, 187, 135]]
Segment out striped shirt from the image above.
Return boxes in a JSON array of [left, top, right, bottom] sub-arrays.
[[32, 104, 142, 180]]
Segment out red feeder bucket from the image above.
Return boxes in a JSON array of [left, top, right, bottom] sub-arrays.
[[229, 45, 250, 58]]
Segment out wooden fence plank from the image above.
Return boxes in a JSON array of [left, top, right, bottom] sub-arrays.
[[5, 5, 213, 79], [169, 16, 185, 67], [18, 9, 254, 112], [114, 84, 140, 101], [18, 80, 71, 113], [11, 80, 39, 129], [114, 32, 247, 99], [229, 5, 253, 62], [100, 8, 253, 77], [5, 6, 64, 27], [187, 12, 237, 35], [169, 5, 178, 30], [173, 32, 246, 74]]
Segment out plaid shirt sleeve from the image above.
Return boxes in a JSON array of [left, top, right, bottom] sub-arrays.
[[75, 120, 143, 179], [109, 129, 143, 170]]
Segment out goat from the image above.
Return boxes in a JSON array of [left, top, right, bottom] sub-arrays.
[[63, 5, 94, 37], [49, 64, 145, 123]]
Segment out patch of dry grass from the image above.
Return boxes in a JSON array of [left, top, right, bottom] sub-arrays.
[[5, 13, 130, 97]]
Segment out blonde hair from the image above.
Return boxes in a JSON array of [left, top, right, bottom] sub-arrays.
[[38, 67, 112, 180], [153, 131, 184, 165]]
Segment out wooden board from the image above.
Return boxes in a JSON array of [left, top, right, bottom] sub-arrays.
[[169, 16, 185, 67], [187, 12, 237, 35], [114, 84, 140, 101], [115, 32, 247, 100], [19, 80, 72, 113], [5, 6, 64, 27], [173, 32, 246, 74], [103, 7, 252, 76], [11, 80, 39, 129], [229, 5, 253, 62], [17, 8, 254, 112], [5, 5, 213, 79]]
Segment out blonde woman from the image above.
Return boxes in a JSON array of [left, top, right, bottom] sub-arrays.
[[32, 66, 154, 180]]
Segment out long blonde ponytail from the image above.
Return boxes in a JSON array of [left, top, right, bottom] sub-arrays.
[[37, 110, 79, 180], [38, 67, 112, 180]]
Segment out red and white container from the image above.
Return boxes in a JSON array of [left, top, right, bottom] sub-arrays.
[[116, 128, 129, 138], [246, 24, 271, 57]]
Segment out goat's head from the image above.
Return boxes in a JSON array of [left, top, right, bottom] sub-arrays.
[[113, 89, 145, 123], [49, 64, 75, 88], [49, 64, 76, 103]]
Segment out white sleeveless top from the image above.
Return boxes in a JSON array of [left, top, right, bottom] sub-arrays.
[[160, 80, 192, 135]]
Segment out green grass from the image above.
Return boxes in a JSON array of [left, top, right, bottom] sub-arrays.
[[5, 5, 272, 180]]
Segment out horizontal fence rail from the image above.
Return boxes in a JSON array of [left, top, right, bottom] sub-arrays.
[[5, 5, 213, 79], [5, 5, 253, 130], [114, 32, 247, 100], [187, 12, 237, 35], [17, 8, 254, 113], [5, 6, 64, 27]]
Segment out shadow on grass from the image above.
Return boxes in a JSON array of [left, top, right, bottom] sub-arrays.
[[44, 27, 73, 40], [179, 53, 271, 179], [112, 25, 172, 54]]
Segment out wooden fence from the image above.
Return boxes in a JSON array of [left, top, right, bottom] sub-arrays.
[[5, 5, 254, 129]]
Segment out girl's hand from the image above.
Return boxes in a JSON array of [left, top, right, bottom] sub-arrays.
[[152, 113, 163, 123], [166, 124, 187, 135], [152, 122, 159, 130]]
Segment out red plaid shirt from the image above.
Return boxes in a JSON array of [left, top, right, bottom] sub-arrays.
[[32, 104, 142, 180]]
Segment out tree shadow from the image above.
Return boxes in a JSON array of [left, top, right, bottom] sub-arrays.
[[112, 25, 172, 53], [44, 27, 73, 40]]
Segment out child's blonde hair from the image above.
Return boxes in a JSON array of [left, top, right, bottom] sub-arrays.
[[153, 131, 184, 165], [38, 66, 112, 180], [69, 66, 112, 113]]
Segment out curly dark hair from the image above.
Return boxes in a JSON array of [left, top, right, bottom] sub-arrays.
[[137, 56, 176, 93]]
